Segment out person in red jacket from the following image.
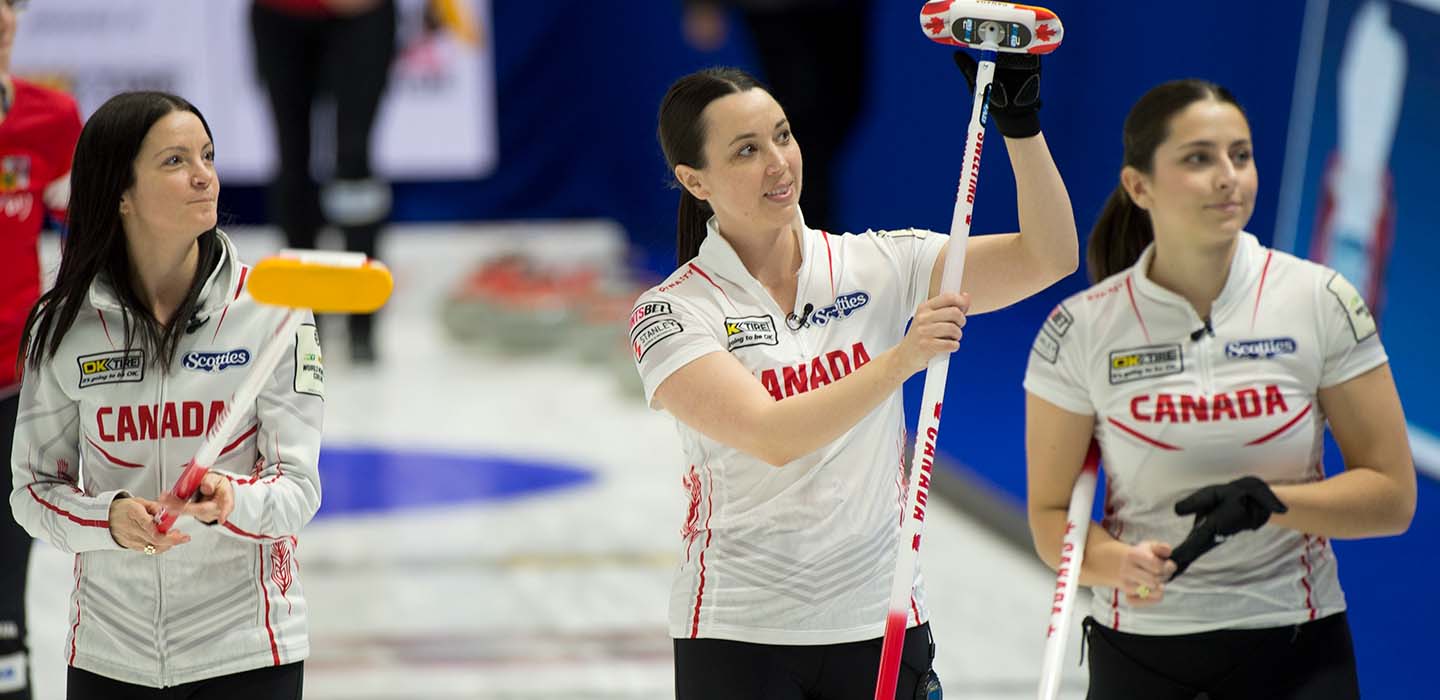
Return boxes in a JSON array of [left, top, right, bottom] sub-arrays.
[[0, 2, 84, 697], [250, 0, 396, 363]]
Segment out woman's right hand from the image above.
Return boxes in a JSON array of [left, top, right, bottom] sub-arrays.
[[108, 497, 191, 554], [1118, 540, 1178, 607], [895, 292, 970, 377]]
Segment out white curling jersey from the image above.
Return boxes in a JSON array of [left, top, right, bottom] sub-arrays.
[[632, 216, 946, 645], [1024, 232, 1388, 635]]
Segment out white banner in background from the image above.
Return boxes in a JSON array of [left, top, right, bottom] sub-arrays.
[[10, 0, 497, 183]]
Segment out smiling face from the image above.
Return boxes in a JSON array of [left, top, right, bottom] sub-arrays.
[[120, 109, 218, 245], [1122, 99, 1257, 249], [674, 88, 803, 234]]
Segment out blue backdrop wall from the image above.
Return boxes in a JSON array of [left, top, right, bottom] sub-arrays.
[[222, 1, 1435, 695]]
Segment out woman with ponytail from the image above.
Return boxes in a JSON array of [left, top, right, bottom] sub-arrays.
[[1024, 80, 1415, 698], [633, 60, 1077, 698]]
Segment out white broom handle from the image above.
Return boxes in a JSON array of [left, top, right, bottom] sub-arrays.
[[1037, 443, 1100, 700], [873, 47, 997, 700]]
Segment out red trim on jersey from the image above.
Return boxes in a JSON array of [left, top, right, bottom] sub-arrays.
[[910, 596, 920, 624], [689, 464, 716, 639], [1124, 275, 1151, 343], [1250, 250, 1274, 332], [1106, 417, 1181, 451], [26, 486, 108, 528], [96, 310, 114, 348], [258, 544, 282, 665], [1299, 537, 1318, 621], [211, 307, 230, 341], [223, 521, 271, 541], [687, 263, 729, 303], [213, 265, 250, 340], [821, 231, 836, 298], [1245, 403, 1312, 446], [69, 555, 83, 665], [86, 437, 144, 468], [218, 424, 260, 458], [1111, 589, 1120, 630]]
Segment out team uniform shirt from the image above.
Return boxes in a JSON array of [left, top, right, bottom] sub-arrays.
[[9, 230, 325, 687], [0, 79, 83, 396], [632, 215, 946, 645], [1024, 232, 1387, 635]]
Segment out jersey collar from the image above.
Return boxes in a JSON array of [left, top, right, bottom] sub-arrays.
[[695, 211, 829, 309], [88, 228, 241, 317], [1131, 231, 1264, 315]]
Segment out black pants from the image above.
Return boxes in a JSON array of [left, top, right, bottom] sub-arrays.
[[1, 395, 30, 700], [250, 0, 396, 346], [674, 622, 939, 700], [741, 0, 870, 234], [1084, 613, 1360, 700], [66, 662, 303, 700]]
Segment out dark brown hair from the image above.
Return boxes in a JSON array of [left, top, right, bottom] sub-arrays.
[[21, 91, 222, 374], [1087, 79, 1245, 281], [657, 67, 766, 265]]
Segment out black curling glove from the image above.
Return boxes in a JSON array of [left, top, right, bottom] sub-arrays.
[[952, 51, 1043, 138], [1168, 476, 1288, 580]]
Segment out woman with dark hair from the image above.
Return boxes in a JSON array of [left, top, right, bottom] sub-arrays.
[[632, 61, 1077, 698], [1024, 80, 1415, 698], [0, 2, 84, 697], [9, 91, 322, 699]]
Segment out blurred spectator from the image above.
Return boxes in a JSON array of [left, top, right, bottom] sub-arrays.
[[0, 1, 84, 697], [250, 0, 396, 363]]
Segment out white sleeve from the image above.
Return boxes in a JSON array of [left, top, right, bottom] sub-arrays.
[[1022, 302, 1094, 415], [217, 319, 324, 543], [1317, 270, 1388, 388], [9, 358, 128, 553], [630, 294, 725, 408], [867, 229, 949, 313]]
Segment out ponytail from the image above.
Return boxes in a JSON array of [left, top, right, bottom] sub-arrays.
[[1086, 185, 1153, 282], [675, 189, 712, 265], [657, 67, 766, 266]]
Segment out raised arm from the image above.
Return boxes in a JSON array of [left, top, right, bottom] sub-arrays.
[[937, 133, 1078, 313], [928, 52, 1078, 313]]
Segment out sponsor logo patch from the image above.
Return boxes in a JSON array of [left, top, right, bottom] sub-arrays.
[[1032, 328, 1060, 363], [1, 155, 31, 192], [1109, 344, 1183, 384], [809, 290, 870, 327], [632, 318, 683, 362], [1326, 273, 1377, 342], [629, 301, 672, 333], [1225, 337, 1297, 360], [183, 349, 252, 373], [294, 324, 324, 397], [77, 350, 144, 389], [725, 315, 778, 351], [1045, 303, 1074, 338]]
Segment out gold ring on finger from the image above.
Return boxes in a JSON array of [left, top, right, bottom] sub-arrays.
[[1136, 584, 1151, 599], [144, 544, 157, 556]]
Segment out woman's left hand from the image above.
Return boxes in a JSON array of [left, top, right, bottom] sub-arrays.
[[182, 472, 235, 525]]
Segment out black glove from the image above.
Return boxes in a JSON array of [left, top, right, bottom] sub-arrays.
[[1168, 476, 1288, 580], [952, 51, 1043, 138]]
